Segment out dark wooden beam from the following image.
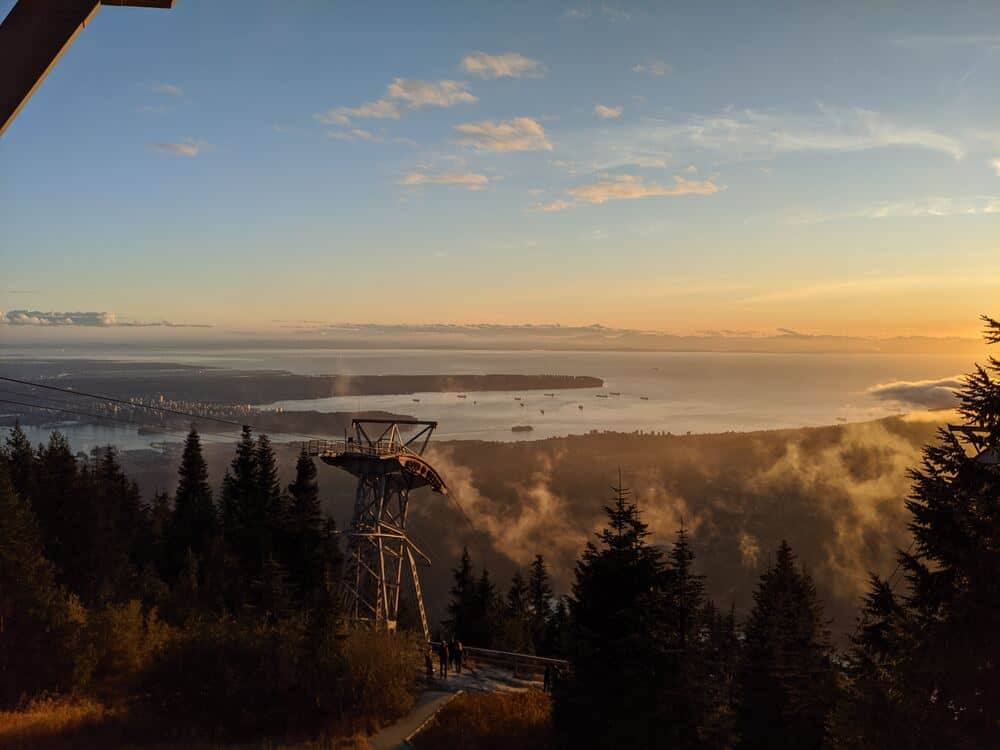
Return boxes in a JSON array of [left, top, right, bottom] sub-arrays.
[[0, 0, 174, 137]]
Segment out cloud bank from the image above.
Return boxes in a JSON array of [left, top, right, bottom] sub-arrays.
[[3, 310, 210, 328], [867, 376, 964, 409]]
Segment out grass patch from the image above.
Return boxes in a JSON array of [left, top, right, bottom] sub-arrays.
[[0, 696, 375, 749], [413, 689, 554, 750]]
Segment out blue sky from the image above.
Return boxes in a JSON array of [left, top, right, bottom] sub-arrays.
[[1, 0, 998, 336]]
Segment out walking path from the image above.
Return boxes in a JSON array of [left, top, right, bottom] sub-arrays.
[[368, 665, 542, 749]]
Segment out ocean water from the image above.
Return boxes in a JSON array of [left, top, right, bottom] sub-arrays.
[[1, 347, 973, 451]]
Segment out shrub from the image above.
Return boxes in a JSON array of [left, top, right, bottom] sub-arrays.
[[142, 614, 420, 740], [414, 689, 554, 750], [84, 601, 172, 695]]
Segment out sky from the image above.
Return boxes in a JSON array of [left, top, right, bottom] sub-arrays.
[[1, 0, 998, 338]]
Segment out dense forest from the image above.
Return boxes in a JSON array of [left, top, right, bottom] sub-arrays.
[[1, 317, 997, 748]]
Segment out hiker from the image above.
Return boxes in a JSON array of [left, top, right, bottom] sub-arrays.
[[438, 641, 449, 678], [544, 664, 552, 693], [424, 646, 434, 679], [454, 639, 464, 674]]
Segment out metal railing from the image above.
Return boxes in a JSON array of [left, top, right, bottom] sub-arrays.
[[430, 642, 569, 679], [305, 438, 405, 458]]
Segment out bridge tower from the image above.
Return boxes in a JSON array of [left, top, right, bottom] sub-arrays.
[[307, 419, 448, 643]]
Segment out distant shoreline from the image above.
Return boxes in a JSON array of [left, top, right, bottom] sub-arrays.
[[0, 359, 603, 404]]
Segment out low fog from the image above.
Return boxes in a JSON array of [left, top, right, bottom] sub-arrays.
[[118, 413, 947, 639]]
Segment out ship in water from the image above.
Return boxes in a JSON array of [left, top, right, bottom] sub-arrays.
[[511, 424, 534, 432], [457, 394, 467, 399], [609, 391, 621, 396], [640, 396, 649, 401], [544, 393, 555, 397], [596, 393, 609, 398]]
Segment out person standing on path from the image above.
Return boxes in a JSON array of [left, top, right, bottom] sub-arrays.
[[425, 646, 434, 680], [438, 641, 449, 679], [454, 640, 464, 674]]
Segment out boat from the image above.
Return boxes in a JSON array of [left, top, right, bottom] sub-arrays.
[[544, 393, 555, 397], [514, 396, 522, 401], [609, 391, 621, 396], [578, 404, 584, 410], [511, 425, 534, 432], [640, 396, 649, 401], [412, 398, 420, 402], [457, 394, 467, 399], [596, 394, 608, 398], [540, 409, 545, 414]]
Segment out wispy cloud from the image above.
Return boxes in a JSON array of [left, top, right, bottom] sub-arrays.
[[533, 199, 575, 212], [641, 106, 966, 161], [632, 58, 670, 76], [399, 170, 491, 190], [787, 195, 1000, 225], [563, 4, 632, 22], [891, 33, 1000, 50], [149, 82, 183, 97], [461, 51, 544, 79], [454, 117, 552, 152], [744, 274, 1000, 304], [562, 6, 591, 20], [600, 3, 631, 22], [595, 103, 623, 119], [569, 174, 720, 204], [3, 310, 210, 327], [536, 173, 720, 211], [147, 138, 209, 157], [991, 157, 1000, 176], [327, 128, 383, 143]]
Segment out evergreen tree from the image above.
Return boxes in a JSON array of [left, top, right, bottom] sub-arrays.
[[506, 570, 530, 618], [656, 527, 717, 750], [528, 554, 553, 653], [473, 567, 500, 648], [828, 575, 927, 750], [700, 601, 739, 749], [543, 595, 571, 657], [834, 315, 1000, 749], [256, 434, 284, 541], [499, 570, 533, 652], [89, 445, 149, 602], [150, 490, 173, 581], [32, 432, 86, 591], [445, 546, 477, 642], [167, 428, 217, 582], [221, 426, 261, 605], [555, 480, 669, 749], [0, 466, 79, 706], [2, 421, 35, 503], [735, 541, 834, 750], [286, 448, 324, 601]]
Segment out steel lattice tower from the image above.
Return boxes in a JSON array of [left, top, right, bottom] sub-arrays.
[[308, 419, 447, 642]]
